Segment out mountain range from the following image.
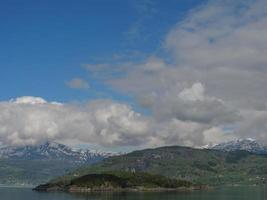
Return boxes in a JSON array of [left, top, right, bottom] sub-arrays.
[[0, 141, 119, 162], [0, 141, 119, 186], [2, 138, 267, 187]]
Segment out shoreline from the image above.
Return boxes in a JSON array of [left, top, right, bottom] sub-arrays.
[[33, 185, 210, 193]]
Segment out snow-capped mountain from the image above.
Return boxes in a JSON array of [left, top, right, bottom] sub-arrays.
[[0, 141, 120, 163], [0, 142, 122, 186], [210, 138, 267, 154]]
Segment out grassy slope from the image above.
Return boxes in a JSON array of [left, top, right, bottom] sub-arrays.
[[57, 146, 267, 186]]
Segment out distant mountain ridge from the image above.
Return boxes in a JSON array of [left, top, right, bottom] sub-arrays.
[[4, 139, 267, 187], [0, 141, 120, 186], [209, 138, 267, 154], [0, 141, 119, 162]]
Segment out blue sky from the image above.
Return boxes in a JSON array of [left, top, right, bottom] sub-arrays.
[[0, 0, 203, 103], [1, 0, 267, 150]]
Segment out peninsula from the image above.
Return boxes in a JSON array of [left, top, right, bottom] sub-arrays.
[[33, 172, 198, 192]]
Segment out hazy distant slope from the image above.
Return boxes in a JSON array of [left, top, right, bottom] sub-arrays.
[[0, 142, 118, 186]]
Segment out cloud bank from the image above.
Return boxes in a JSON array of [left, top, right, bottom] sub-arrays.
[[0, 95, 234, 148], [0, 97, 149, 147]]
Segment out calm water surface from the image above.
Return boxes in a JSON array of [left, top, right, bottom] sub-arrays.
[[1, 186, 267, 200]]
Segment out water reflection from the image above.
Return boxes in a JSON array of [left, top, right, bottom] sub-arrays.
[[1, 186, 267, 200]]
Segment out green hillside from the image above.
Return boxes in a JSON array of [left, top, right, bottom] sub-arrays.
[[56, 146, 267, 186], [34, 172, 193, 192]]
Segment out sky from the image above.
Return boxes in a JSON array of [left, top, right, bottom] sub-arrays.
[[1, 0, 267, 151], [0, 0, 202, 102]]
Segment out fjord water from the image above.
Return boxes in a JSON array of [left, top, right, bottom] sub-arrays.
[[1, 187, 267, 200]]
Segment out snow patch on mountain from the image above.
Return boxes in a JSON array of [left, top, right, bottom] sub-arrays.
[[209, 138, 267, 154], [0, 141, 121, 163]]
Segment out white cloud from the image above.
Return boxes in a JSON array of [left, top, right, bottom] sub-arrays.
[[11, 96, 47, 105], [153, 83, 240, 125], [236, 109, 267, 142], [178, 82, 205, 102], [150, 119, 208, 147], [0, 97, 149, 147], [202, 127, 235, 146], [66, 78, 90, 89], [165, 1, 267, 71], [0, 95, 237, 148]]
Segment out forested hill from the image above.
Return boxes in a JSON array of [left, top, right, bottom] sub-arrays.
[[34, 172, 194, 192]]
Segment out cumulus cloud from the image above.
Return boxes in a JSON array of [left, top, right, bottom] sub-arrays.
[[178, 83, 205, 102], [236, 109, 267, 143], [149, 119, 209, 147], [11, 96, 48, 105], [202, 127, 236, 147], [83, 0, 267, 145], [0, 97, 149, 147], [152, 83, 240, 125], [148, 120, 235, 148], [0, 95, 236, 148], [66, 78, 90, 89]]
